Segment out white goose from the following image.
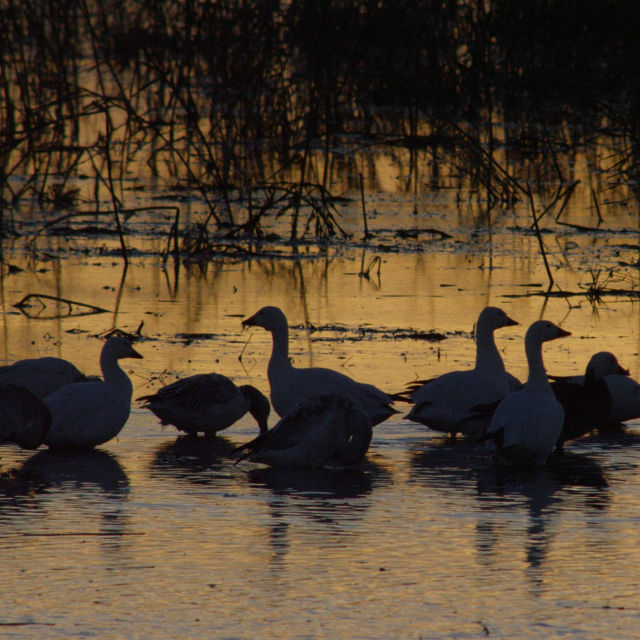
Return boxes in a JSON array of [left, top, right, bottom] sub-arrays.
[[44, 336, 142, 450], [405, 306, 518, 439], [0, 356, 88, 399], [234, 393, 372, 468], [552, 351, 629, 448], [484, 320, 571, 466], [0, 384, 51, 449], [241, 306, 397, 425], [138, 374, 270, 437]]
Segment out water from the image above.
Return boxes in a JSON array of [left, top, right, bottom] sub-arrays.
[[2, 189, 640, 638]]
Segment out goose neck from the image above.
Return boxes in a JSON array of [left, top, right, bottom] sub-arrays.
[[100, 351, 130, 391], [267, 321, 290, 369], [475, 325, 504, 372], [524, 336, 550, 392]]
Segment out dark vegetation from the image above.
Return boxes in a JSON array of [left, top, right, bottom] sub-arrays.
[[1, 0, 640, 268]]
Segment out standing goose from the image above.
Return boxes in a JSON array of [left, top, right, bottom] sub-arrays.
[[405, 306, 518, 439], [234, 394, 372, 468], [552, 351, 629, 448], [483, 320, 570, 466], [0, 384, 51, 449], [137, 374, 270, 437], [241, 306, 397, 425], [0, 356, 88, 399], [44, 336, 142, 450]]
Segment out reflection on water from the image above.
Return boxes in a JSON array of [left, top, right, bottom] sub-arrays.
[[246, 459, 392, 569], [149, 435, 237, 485], [18, 449, 130, 496], [409, 438, 612, 597], [2, 225, 640, 637], [246, 457, 391, 499]]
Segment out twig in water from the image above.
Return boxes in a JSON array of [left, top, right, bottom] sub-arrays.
[[591, 187, 604, 224], [238, 332, 253, 362], [359, 172, 371, 239], [359, 255, 382, 280], [14, 293, 109, 318]]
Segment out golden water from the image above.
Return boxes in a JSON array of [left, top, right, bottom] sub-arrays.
[[1, 176, 640, 638]]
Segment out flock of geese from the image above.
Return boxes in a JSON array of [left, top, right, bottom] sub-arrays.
[[1, 305, 639, 470]]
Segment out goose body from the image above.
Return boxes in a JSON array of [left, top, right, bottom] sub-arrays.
[[44, 336, 142, 450], [0, 357, 87, 399], [138, 374, 269, 437], [242, 306, 397, 425], [604, 375, 640, 424], [550, 355, 640, 426], [0, 384, 51, 449], [405, 306, 518, 439], [485, 320, 570, 466], [552, 352, 629, 447], [234, 393, 372, 468]]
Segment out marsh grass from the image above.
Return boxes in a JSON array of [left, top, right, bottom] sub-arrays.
[[2, 0, 640, 263]]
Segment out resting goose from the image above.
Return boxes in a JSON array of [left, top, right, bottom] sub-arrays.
[[552, 352, 629, 448], [604, 374, 640, 424], [484, 320, 570, 466], [0, 384, 51, 449], [234, 393, 372, 468], [405, 306, 518, 439], [44, 336, 142, 449], [241, 306, 397, 425], [549, 353, 640, 426], [138, 374, 270, 437], [0, 356, 88, 399]]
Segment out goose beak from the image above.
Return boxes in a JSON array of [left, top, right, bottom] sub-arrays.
[[555, 327, 571, 338], [619, 365, 631, 376], [130, 347, 144, 359], [242, 314, 257, 328], [505, 314, 518, 327]]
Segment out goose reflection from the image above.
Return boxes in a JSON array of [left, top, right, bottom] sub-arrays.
[[247, 457, 392, 567], [3, 449, 131, 545], [247, 458, 389, 499], [567, 424, 640, 452], [149, 435, 238, 485], [408, 436, 486, 494], [474, 451, 609, 594], [18, 449, 130, 496]]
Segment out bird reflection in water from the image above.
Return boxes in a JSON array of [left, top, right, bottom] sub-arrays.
[[474, 451, 609, 594], [149, 435, 238, 485], [7, 449, 131, 550], [246, 458, 392, 568]]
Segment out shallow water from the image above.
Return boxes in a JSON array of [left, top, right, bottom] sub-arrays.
[[2, 196, 640, 638]]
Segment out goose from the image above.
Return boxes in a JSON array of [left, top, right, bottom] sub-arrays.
[[405, 306, 518, 439], [234, 393, 372, 468], [44, 336, 142, 450], [137, 374, 270, 437], [552, 352, 629, 448], [0, 384, 51, 449], [603, 374, 640, 424], [483, 320, 571, 466], [549, 353, 640, 426], [0, 356, 88, 399], [241, 306, 398, 425]]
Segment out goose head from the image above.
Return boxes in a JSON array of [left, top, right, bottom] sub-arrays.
[[102, 336, 144, 361], [585, 351, 629, 382], [239, 384, 271, 433], [526, 320, 571, 346], [476, 306, 518, 333], [242, 306, 287, 332]]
